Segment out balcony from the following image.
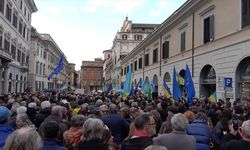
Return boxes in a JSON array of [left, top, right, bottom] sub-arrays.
[[0, 48, 12, 63], [20, 62, 29, 71]]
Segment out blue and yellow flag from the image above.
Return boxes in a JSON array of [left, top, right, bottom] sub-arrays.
[[184, 64, 195, 104], [162, 82, 171, 99], [209, 91, 217, 103], [178, 75, 184, 85], [173, 67, 182, 101]]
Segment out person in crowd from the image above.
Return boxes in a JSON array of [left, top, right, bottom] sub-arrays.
[[144, 145, 168, 150], [158, 100, 168, 122], [35, 101, 51, 128], [184, 110, 195, 123], [64, 115, 87, 149], [77, 118, 109, 150], [99, 104, 109, 118], [102, 129, 119, 150], [220, 120, 250, 150], [0, 106, 14, 149], [186, 112, 212, 150], [102, 104, 129, 145], [121, 113, 155, 150], [38, 105, 68, 143], [150, 110, 162, 134], [153, 113, 196, 150], [4, 127, 42, 150], [212, 109, 232, 149], [26, 102, 37, 124], [40, 121, 67, 150], [16, 106, 27, 115], [16, 114, 34, 129], [159, 111, 174, 134]]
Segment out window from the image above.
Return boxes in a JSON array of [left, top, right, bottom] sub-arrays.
[[40, 63, 42, 75], [122, 34, 127, 40], [139, 57, 142, 69], [127, 65, 129, 73], [4, 37, 10, 53], [21, 52, 25, 63], [144, 53, 149, 66], [134, 60, 137, 71], [20, 0, 22, 10], [26, 55, 29, 64], [11, 44, 16, 59], [6, 3, 12, 22], [43, 50, 47, 59], [242, 0, 250, 28], [17, 50, 21, 62], [162, 41, 169, 59], [24, 7, 26, 16], [153, 48, 158, 63], [130, 63, 133, 71], [12, 12, 18, 28], [121, 68, 123, 76], [36, 61, 39, 74], [36, 44, 39, 56], [0, 28, 3, 49], [134, 35, 142, 40], [124, 67, 126, 75], [204, 15, 214, 43], [43, 64, 45, 75], [0, 0, 4, 14], [19, 21, 23, 35], [22, 26, 26, 38], [180, 31, 186, 52]]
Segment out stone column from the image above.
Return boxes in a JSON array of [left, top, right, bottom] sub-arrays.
[[3, 67, 9, 94]]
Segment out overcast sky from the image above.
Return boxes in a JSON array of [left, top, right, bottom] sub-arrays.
[[32, 0, 186, 70]]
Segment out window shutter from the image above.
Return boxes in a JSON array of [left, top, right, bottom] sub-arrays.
[[209, 15, 214, 41], [181, 32, 186, 52]]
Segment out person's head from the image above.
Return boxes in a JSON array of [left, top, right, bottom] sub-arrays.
[[83, 118, 104, 140], [134, 113, 156, 136], [144, 145, 168, 150], [41, 101, 51, 110], [184, 110, 195, 123], [0, 106, 12, 124], [51, 105, 64, 118], [28, 102, 37, 110], [99, 104, 109, 117], [241, 120, 250, 139], [42, 121, 59, 139], [4, 127, 42, 150], [16, 106, 27, 115], [71, 115, 87, 127], [16, 114, 33, 129], [109, 104, 118, 113], [195, 112, 208, 123], [171, 113, 188, 131]]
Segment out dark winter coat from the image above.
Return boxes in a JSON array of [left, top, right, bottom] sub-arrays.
[[121, 136, 153, 150], [35, 108, 51, 128], [40, 139, 67, 150], [76, 139, 109, 150]]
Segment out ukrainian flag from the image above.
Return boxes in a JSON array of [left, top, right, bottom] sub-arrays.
[[178, 75, 184, 85], [209, 91, 216, 103], [162, 82, 172, 99]]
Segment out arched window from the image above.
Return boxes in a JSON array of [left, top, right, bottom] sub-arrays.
[[122, 34, 127, 40], [163, 72, 171, 82]]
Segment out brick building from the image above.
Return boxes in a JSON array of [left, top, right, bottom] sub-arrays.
[[80, 58, 103, 93]]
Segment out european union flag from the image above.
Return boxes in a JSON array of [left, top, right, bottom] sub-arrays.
[[173, 67, 181, 100], [184, 64, 195, 104], [124, 66, 132, 95], [48, 54, 64, 81]]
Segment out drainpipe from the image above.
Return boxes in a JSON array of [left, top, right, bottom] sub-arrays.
[[192, 12, 195, 77], [159, 35, 162, 77], [143, 48, 145, 80]]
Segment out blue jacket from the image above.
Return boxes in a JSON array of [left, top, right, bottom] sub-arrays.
[[40, 139, 67, 150], [0, 124, 14, 150], [186, 120, 211, 150], [102, 112, 129, 144]]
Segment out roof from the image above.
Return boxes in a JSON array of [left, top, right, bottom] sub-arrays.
[[132, 23, 159, 29]]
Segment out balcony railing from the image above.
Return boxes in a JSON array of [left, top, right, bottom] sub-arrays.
[[0, 48, 12, 62]]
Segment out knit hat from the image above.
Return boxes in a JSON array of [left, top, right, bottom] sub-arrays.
[[0, 106, 12, 121]]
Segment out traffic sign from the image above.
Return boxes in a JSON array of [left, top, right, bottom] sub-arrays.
[[224, 77, 232, 88]]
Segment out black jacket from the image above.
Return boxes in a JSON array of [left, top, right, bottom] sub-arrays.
[[121, 136, 153, 150], [35, 108, 51, 128], [77, 139, 109, 150]]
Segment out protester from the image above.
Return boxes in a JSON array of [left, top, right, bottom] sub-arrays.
[[40, 121, 67, 150], [4, 127, 42, 150], [102, 129, 119, 150], [121, 113, 155, 150], [77, 118, 109, 150], [153, 113, 196, 150], [15, 114, 34, 129], [35, 101, 51, 128], [0, 106, 14, 149]]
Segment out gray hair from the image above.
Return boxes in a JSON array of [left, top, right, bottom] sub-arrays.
[[11, 102, 20, 113], [41, 101, 51, 110], [144, 145, 168, 150], [99, 104, 108, 110], [242, 120, 250, 138], [83, 118, 104, 140], [16, 106, 27, 115], [71, 115, 87, 127], [95, 99, 103, 107], [16, 114, 33, 128], [109, 104, 118, 113], [28, 102, 37, 109], [171, 113, 188, 131], [4, 127, 42, 150]]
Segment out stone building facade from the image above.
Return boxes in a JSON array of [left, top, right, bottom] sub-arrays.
[[81, 58, 103, 93], [0, 0, 37, 94], [120, 0, 250, 101]]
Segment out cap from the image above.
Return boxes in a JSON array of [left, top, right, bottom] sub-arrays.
[[0, 106, 12, 121]]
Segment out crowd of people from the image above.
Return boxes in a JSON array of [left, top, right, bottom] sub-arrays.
[[0, 91, 250, 150]]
